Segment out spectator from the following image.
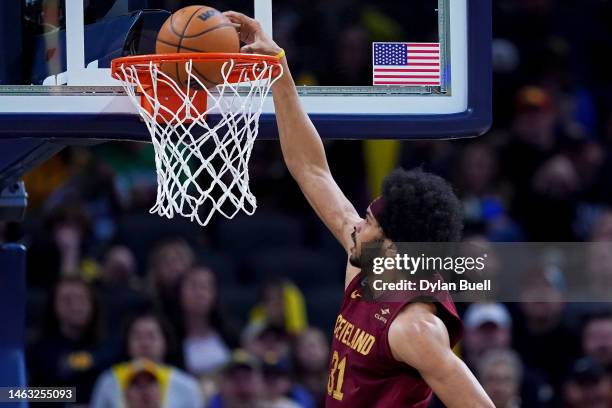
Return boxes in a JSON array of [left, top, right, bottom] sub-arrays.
[[44, 150, 122, 245], [22, 150, 72, 209], [293, 328, 329, 408], [122, 360, 165, 408], [458, 236, 503, 304], [513, 264, 580, 389], [562, 357, 610, 408], [455, 143, 500, 208], [462, 303, 512, 370], [520, 153, 581, 241], [91, 142, 158, 210], [463, 304, 554, 406], [176, 266, 238, 377], [477, 349, 523, 408], [95, 245, 148, 339], [590, 209, 612, 241], [502, 86, 558, 187], [585, 242, 612, 300], [90, 312, 202, 408], [247, 279, 308, 337], [148, 238, 195, 317], [27, 204, 96, 287], [208, 349, 265, 408], [501, 87, 582, 241], [27, 277, 115, 403], [243, 325, 292, 363], [455, 144, 522, 241], [261, 352, 314, 408], [582, 311, 612, 370]]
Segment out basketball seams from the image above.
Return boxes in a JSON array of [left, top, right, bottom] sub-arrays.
[[169, 6, 204, 38], [156, 37, 198, 52], [157, 26, 238, 51], [180, 22, 235, 39], [191, 66, 217, 87], [169, 11, 179, 37], [156, 5, 239, 88], [176, 6, 207, 84]]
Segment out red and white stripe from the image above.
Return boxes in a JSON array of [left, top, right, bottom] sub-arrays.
[[373, 43, 441, 86]]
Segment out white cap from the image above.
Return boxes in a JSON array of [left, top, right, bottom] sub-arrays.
[[464, 303, 511, 329]]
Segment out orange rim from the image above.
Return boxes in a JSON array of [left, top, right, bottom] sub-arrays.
[[111, 52, 282, 85]]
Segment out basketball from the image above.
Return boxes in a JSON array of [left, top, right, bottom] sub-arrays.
[[155, 5, 240, 87]]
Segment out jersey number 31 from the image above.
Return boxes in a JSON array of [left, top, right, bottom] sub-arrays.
[[327, 350, 347, 401]]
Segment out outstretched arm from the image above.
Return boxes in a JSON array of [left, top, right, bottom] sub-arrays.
[[388, 303, 495, 408], [224, 11, 361, 253]]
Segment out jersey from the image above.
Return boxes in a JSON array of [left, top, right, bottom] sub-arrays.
[[325, 273, 463, 408]]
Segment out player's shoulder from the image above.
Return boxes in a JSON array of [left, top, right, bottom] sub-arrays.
[[390, 302, 443, 336], [388, 302, 450, 363]]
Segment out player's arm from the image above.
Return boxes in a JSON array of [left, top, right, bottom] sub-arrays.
[[388, 303, 494, 408], [223, 11, 361, 253]]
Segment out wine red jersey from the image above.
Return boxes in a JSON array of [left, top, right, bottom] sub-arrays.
[[325, 273, 463, 407]]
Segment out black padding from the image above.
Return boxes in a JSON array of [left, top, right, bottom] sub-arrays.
[[122, 9, 171, 56]]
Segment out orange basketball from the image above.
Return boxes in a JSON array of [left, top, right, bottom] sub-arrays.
[[155, 5, 240, 87]]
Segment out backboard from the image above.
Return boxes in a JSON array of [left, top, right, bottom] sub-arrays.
[[0, 0, 491, 189], [0, 0, 491, 143]]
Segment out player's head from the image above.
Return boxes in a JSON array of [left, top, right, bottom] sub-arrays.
[[349, 168, 463, 267]]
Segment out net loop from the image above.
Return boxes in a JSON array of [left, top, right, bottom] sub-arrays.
[[112, 54, 283, 226]]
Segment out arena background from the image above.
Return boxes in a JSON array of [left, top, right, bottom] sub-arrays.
[[2, 0, 612, 407]]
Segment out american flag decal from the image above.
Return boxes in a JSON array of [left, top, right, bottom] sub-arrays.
[[373, 42, 441, 86]]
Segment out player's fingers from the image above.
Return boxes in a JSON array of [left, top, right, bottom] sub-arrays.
[[241, 42, 268, 54], [224, 11, 262, 42], [240, 41, 279, 56], [223, 11, 256, 27], [224, 11, 262, 31], [222, 10, 244, 20], [240, 44, 255, 54], [229, 22, 241, 35]]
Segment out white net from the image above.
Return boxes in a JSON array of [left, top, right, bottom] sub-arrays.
[[114, 57, 283, 226]]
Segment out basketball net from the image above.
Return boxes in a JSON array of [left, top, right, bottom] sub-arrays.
[[114, 57, 283, 226]]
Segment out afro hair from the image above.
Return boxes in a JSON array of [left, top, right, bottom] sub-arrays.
[[377, 168, 463, 242]]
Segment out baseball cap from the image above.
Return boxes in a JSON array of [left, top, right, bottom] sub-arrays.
[[223, 349, 260, 374], [464, 303, 512, 329], [123, 359, 162, 385], [261, 351, 292, 376], [515, 86, 552, 113]]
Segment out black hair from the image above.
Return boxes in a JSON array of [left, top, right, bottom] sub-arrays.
[[43, 276, 102, 345], [378, 168, 463, 242], [175, 266, 240, 349]]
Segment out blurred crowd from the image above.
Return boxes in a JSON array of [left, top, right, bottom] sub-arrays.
[[3, 0, 612, 407]]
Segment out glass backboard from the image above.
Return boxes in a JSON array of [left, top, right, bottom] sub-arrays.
[[0, 0, 491, 140]]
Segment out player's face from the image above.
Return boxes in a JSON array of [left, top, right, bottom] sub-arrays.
[[349, 206, 384, 267]]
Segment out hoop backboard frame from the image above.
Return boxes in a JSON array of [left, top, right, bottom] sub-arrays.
[[0, 0, 491, 142]]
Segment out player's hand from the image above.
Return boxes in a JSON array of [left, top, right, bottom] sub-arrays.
[[223, 11, 283, 56]]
